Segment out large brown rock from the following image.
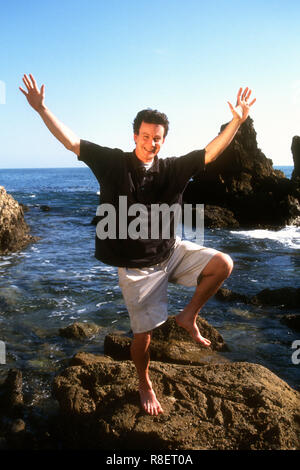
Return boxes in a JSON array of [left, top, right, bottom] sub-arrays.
[[183, 118, 300, 228], [0, 186, 37, 254], [52, 357, 300, 450]]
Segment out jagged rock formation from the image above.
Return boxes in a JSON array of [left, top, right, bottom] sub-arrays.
[[183, 118, 300, 228], [0, 186, 37, 254], [291, 136, 300, 180]]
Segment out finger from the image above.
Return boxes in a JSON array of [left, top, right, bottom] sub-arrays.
[[236, 87, 242, 106], [22, 77, 30, 91], [23, 75, 32, 90], [41, 84, 45, 97], [242, 87, 249, 100], [19, 87, 28, 96], [29, 73, 39, 91], [249, 98, 256, 106], [246, 89, 252, 101], [24, 74, 32, 88], [227, 101, 234, 112]]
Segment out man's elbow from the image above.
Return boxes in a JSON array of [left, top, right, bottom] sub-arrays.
[[65, 139, 80, 155], [205, 148, 217, 165], [205, 147, 224, 165]]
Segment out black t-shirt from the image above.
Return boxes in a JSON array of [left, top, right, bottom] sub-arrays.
[[78, 140, 205, 267]]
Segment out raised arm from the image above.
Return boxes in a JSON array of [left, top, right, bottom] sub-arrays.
[[204, 87, 256, 164], [19, 74, 80, 155]]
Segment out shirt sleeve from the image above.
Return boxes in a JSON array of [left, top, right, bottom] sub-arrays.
[[171, 149, 206, 188], [77, 140, 123, 181]]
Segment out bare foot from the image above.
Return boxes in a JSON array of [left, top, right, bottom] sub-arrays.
[[139, 383, 164, 416], [175, 313, 211, 347]]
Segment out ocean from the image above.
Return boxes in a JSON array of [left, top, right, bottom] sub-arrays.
[[0, 165, 299, 406]]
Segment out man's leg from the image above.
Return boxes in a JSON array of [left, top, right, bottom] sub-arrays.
[[175, 252, 233, 344], [130, 331, 164, 416], [118, 266, 168, 416]]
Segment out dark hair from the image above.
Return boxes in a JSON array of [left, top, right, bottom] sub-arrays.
[[133, 108, 169, 138]]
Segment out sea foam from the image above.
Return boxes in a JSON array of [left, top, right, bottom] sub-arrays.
[[230, 226, 300, 249]]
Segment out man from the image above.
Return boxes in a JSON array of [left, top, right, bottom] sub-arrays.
[[20, 74, 256, 416]]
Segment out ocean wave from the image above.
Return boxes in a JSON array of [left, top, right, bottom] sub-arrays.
[[230, 226, 300, 249]]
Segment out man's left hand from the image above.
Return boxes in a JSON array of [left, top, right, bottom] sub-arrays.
[[227, 87, 256, 124]]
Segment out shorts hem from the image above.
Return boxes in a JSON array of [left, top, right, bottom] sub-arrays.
[[132, 317, 168, 334]]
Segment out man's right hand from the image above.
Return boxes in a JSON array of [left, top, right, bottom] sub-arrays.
[[19, 74, 45, 112], [19, 73, 80, 154]]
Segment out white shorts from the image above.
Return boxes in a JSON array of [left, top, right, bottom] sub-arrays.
[[118, 237, 219, 334]]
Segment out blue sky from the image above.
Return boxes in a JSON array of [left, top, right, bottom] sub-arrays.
[[1, 0, 299, 168]]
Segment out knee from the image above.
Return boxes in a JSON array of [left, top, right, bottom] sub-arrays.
[[203, 252, 233, 280], [217, 253, 234, 279]]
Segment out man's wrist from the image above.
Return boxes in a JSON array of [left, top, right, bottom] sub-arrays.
[[37, 103, 47, 115], [231, 116, 242, 126]]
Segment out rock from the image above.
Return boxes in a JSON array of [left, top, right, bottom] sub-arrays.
[[0, 369, 24, 416], [251, 287, 300, 308], [0, 186, 37, 254], [204, 205, 239, 228], [10, 419, 26, 434], [183, 118, 300, 228], [215, 288, 250, 304], [104, 316, 229, 365], [91, 215, 100, 225], [52, 358, 300, 450], [216, 287, 300, 309], [40, 205, 51, 211], [291, 136, 300, 180], [19, 203, 29, 212], [280, 314, 300, 332], [70, 352, 113, 367], [59, 322, 101, 340]]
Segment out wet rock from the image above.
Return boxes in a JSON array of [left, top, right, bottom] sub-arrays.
[[251, 287, 300, 308], [104, 316, 229, 365], [10, 419, 26, 434], [216, 287, 300, 309], [215, 288, 250, 304], [183, 118, 300, 228], [52, 358, 300, 450], [280, 314, 300, 332], [59, 322, 101, 341], [0, 186, 37, 254], [40, 205, 51, 211], [0, 369, 24, 416]]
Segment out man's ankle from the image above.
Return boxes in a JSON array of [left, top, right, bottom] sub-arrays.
[[138, 378, 152, 391]]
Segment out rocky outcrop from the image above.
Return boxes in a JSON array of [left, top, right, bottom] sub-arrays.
[[291, 136, 300, 180], [183, 118, 300, 228], [52, 355, 300, 450], [0, 186, 37, 254]]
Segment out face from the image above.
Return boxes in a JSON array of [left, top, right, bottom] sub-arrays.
[[134, 121, 165, 163]]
